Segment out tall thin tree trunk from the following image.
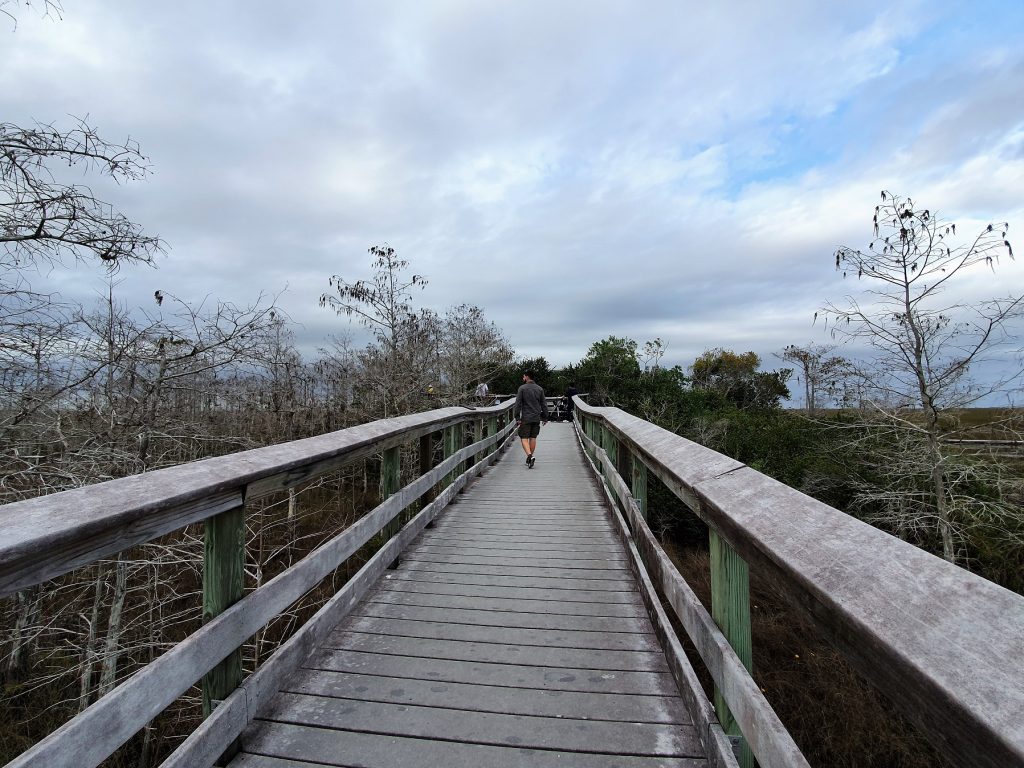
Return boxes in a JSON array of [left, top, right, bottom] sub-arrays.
[[97, 556, 128, 696], [927, 433, 956, 562], [78, 565, 106, 712], [5, 586, 40, 682], [138, 340, 169, 469]]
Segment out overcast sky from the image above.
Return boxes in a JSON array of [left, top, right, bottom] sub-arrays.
[[5, 1, 1024, 385]]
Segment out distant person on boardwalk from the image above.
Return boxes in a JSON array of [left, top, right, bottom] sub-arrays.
[[565, 383, 579, 419], [474, 380, 489, 404], [515, 369, 548, 468]]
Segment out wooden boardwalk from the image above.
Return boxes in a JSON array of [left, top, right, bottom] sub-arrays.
[[229, 423, 708, 767]]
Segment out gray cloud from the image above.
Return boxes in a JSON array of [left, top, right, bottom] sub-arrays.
[[3, 0, 1023, 384]]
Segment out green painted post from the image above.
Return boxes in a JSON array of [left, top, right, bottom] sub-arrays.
[[710, 529, 754, 768], [487, 416, 497, 461], [631, 453, 648, 521], [474, 418, 484, 471], [382, 445, 401, 568], [444, 424, 459, 487], [604, 425, 617, 481], [202, 502, 245, 719], [616, 437, 631, 487]]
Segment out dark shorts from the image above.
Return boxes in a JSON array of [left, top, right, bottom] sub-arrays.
[[518, 421, 541, 439]]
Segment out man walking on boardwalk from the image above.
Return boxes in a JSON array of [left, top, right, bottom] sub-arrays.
[[515, 369, 548, 468]]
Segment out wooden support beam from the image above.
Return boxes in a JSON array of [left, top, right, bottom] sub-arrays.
[[444, 425, 459, 488], [474, 418, 485, 471], [381, 445, 401, 569], [631, 452, 648, 521], [710, 529, 753, 768], [419, 432, 436, 527], [202, 503, 245, 720]]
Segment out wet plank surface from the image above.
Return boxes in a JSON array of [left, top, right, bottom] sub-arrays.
[[231, 423, 706, 767]]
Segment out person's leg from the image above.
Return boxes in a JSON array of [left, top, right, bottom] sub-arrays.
[[527, 423, 539, 467], [518, 421, 533, 463]]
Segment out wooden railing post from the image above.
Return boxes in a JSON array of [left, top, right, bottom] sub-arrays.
[[604, 425, 618, 484], [202, 501, 245, 720], [444, 424, 459, 487], [710, 529, 754, 768], [631, 452, 647, 521], [382, 445, 401, 568], [474, 418, 485, 471], [420, 432, 436, 528]]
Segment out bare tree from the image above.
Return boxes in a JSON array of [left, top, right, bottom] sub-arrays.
[[823, 190, 1023, 563], [437, 303, 514, 404], [2, 118, 162, 268], [778, 343, 849, 414], [320, 245, 434, 417]]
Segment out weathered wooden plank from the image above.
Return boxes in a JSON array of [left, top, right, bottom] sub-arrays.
[[369, 588, 648, 617], [235, 722, 707, 768], [335, 616, 661, 652], [441, 511, 610, 522], [396, 561, 634, 581], [283, 669, 691, 723], [409, 540, 626, 554], [427, 530, 620, 544], [423, 512, 613, 524], [305, 648, 679, 695], [259, 692, 703, 756], [426, 528, 618, 541], [352, 601, 651, 633], [452, 497, 607, 508], [319, 632, 670, 671], [401, 552, 629, 570], [379, 574, 640, 600], [382, 569, 636, 591]]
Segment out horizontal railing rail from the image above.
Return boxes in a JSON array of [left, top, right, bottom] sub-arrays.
[[573, 396, 1024, 768], [0, 401, 517, 768]]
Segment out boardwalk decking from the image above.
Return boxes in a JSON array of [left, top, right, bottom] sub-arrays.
[[229, 423, 708, 767]]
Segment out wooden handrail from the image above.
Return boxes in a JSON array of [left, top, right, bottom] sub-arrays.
[[0, 401, 516, 768], [572, 396, 1024, 768], [578, 422, 809, 768], [0, 401, 513, 597]]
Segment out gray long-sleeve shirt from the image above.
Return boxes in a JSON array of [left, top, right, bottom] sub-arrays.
[[514, 381, 548, 422]]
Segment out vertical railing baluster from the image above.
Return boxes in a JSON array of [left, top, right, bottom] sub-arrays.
[[420, 431, 436, 528], [444, 423, 459, 487], [202, 500, 245, 722], [382, 445, 401, 569], [710, 529, 754, 768], [631, 451, 648, 521], [474, 417, 484, 471]]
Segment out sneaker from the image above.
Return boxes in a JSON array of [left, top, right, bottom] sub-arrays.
[[528, 455, 536, 469], [525, 454, 531, 466]]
